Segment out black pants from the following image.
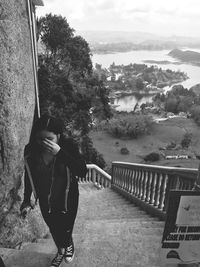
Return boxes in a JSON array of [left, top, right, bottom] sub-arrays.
[[0, 257, 5, 267], [40, 179, 79, 248]]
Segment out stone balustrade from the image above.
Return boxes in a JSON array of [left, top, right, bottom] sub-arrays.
[[111, 161, 198, 220], [83, 164, 111, 188]]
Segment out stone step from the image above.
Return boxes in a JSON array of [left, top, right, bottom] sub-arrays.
[[77, 213, 159, 221], [4, 239, 163, 267], [75, 217, 164, 228], [3, 183, 166, 267]]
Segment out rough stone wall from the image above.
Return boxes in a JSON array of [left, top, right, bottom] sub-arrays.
[[0, 1, 37, 246]]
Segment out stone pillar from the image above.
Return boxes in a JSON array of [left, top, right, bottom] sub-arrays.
[[0, 0, 36, 244]]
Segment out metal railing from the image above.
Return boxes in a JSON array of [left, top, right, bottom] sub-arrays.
[[112, 161, 198, 220]]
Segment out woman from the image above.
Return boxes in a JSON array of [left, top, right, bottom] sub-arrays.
[[20, 115, 87, 267]]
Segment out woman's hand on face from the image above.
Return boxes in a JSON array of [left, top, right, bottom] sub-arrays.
[[42, 139, 61, 155]]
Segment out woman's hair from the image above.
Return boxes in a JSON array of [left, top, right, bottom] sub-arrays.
[[32, 115, 64, 136]]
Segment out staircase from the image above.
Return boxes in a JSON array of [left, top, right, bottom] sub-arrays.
[[1, 183, 164, 267]]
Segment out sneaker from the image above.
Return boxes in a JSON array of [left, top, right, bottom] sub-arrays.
[[64, 239, 75, 263], [51, 250, 64, 267]]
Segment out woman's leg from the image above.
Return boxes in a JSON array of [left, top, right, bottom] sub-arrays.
[[64, 178, 79, 246], [39, 179, 79, 248], [47, 179, 79, 248]]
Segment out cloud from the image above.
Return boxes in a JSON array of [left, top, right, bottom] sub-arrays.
[[155, 7, 179, 16], [36, 0, 200, 37]]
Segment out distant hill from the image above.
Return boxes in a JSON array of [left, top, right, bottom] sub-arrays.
[[168, 49, 200, 65], [77, 30, 200, 47], [76, 31, 200, 54], [76, 30, 160, 44]]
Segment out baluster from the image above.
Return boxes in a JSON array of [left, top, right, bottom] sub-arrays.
[[112, 166, 115, 186], [154, 173, 162, 207], [104, 178, 107, 188], [158, 174, 168, 210], [183, 178, 188, 190], [115, 166, 119, 186], [132, 169, 137, 195], [130, 169, 135, 194], [89, 169, 92, 182], [123, 168, 127, 190], [139, 170, 145, 199], [96, 172, 100, 185], [126, 168, 129, 192], [118, 167, 122, 187], [134, 169, 138, 196], [163, 174, 174, 212], [103, 176, 106, 188], [149, 172, 157, 205], [124, 168, 127, 191], [124, 168, 128, 191], [119, 167, 124, 189], [145, 171, 152, 203], [136, 170, 142, 198], [179, 177, 184, 190], [105, 178, 109, 188], [120, 167, 124, 189], [88, 168, 91, 182], [131, 169, 135, 195], [114, 166, 118, 186], [84, 169, 88, 182], [116, 166, 120, 187], [142, 171, 148, 201], [99, 173, 103, 187], [135, 169, 140, 196], [174, 175, 180, 190], [128, 169, 133, 193], [102, 174, 105, 188], [127, 168, 131, 193], [95, 170, 98, 184]]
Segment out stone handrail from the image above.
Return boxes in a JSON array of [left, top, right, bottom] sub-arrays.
[[112, 161, 198, 220], [80, 164, 111, 188]]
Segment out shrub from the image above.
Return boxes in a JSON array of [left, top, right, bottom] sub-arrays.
[[120, 147, 130, 155], [144, 152, 160, 162], [80, 135, 106, 169], [106, 114, 153, 139], [165, 96, 178, 113], [181, 132, 192, 149], [191, 105, 200, 125]]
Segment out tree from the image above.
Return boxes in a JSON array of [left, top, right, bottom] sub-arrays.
[[165, 95, 178, 113], [38, 14, 92, 78], [177, 96, 194, 113], [181, 132, 192, 149], [136, 78, 144, 90], [38, 14, 74, 57], [191, 105, 200, 125], [37, 14, 111, 167]]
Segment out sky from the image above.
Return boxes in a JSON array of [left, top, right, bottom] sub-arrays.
[[36, 0, 200, 38]]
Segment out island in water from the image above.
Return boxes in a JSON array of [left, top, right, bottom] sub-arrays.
[[95, 62, 188, 98], [168, 49, 200, 66]]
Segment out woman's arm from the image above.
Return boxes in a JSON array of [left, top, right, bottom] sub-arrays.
[[20, 145, 33, 211], [23, 167, 33, 204], [58, 138, 87, 178]]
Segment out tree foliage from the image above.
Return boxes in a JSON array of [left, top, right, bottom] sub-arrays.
[[37, 14, 112, 167], [105, 114, 154, 139]]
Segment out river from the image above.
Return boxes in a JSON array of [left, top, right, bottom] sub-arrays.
[[92, 49, 200, 112]]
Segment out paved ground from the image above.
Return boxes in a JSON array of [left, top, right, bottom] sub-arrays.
[[1, 183, 165, 267]]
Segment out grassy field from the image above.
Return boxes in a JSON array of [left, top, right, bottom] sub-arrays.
[[89, 117, 200, 171]]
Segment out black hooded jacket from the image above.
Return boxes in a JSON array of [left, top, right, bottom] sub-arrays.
[[23, 137, 87, 213]]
